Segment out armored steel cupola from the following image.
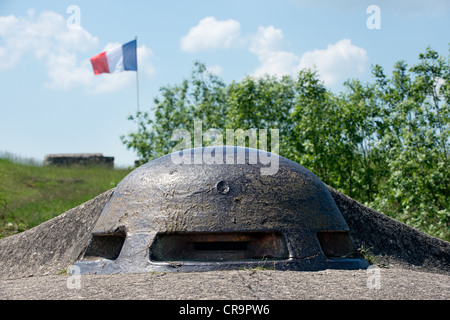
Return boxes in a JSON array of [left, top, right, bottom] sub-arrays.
[[75, 146, 369, 273]]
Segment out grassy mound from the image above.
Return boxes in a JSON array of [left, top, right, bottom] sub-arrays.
[[0, 154, 131, 239]]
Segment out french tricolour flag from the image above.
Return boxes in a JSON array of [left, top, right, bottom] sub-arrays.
[[90, 39, 137, 76]]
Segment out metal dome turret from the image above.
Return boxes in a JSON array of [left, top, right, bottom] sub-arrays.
[[75, 146, 369, 273]]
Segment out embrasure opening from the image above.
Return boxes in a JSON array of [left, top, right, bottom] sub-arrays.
[[316, 231, 359, 259], [149, 231, 289, 262], [82, 228, 126, 261]]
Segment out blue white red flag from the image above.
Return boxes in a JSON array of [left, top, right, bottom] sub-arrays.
[[90, 39, 137, 75]]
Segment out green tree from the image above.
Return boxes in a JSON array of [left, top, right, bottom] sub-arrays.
[[121, 61, 226, 161], [288, 69, 340, 184], [339, 78, 385, 202], [369, 48, 449, 240], [226, 75, 295, 153], [121, 47, 449, 241]]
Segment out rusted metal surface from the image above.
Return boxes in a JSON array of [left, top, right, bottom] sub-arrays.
[[75, 146, 369, 273]]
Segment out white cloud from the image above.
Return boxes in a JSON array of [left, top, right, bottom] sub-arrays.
[[137, 45, 155, 79], [206, 65, 223, 76], [181, 17, 369, 86], [0, 11, 154, 93], [249, 26, 300, 78], [290, 0, 450, 17], [249, 28, 368, 86], [249, 25, 286, 54], [0, 11, 97, 70], [253, 51, 300, 78], [180, 16, 243, 52], [299, 39, 368, 86], [44, 52, 92, 91], [45, 42, 154, 94], [180, 19, 369, 86], [0, 15, 30, 68]]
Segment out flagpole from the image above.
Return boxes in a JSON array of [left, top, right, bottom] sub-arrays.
[[135, 36, 142, 166], [135, 35, 140, 114]]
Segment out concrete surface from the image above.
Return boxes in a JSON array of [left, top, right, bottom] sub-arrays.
[[1, 269, 448, 300], [0, 179, 449, 301]]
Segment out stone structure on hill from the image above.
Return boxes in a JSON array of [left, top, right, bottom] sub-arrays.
[[44, 153, 114, 168]]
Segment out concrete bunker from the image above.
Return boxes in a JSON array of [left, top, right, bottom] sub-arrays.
[[75, 146, 369, 273], [44, 153, 114, 168]]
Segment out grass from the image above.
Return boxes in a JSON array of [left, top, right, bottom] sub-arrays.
[[239, 257, 278, 271], [357, 244, 378, 266], [0, 153, 132, 239]]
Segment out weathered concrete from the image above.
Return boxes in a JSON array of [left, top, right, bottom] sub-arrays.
[[0, 148, 449, 283], [1, 269, 449, 300], [328, 186, 450, 274], [44, 153, 114, 168], [0, 190, 113, 280]]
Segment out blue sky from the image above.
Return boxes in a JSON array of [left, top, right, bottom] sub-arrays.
[[0, 0, 449, 167]]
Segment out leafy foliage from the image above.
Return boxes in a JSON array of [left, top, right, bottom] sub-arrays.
[[122, 48, 449, 241]]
